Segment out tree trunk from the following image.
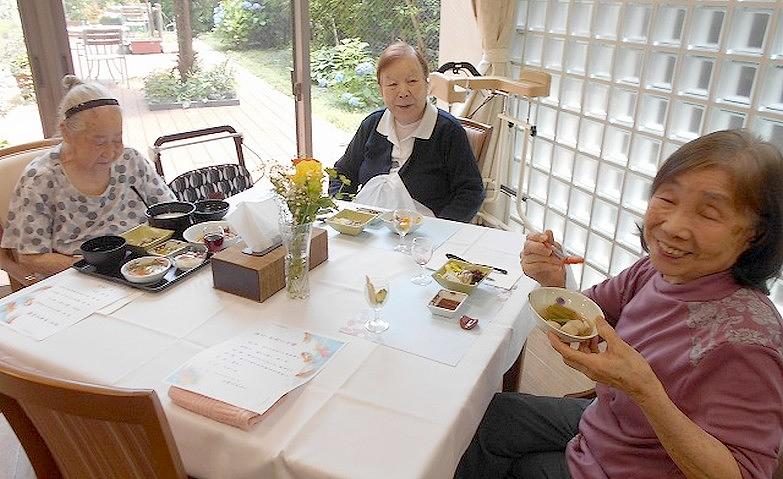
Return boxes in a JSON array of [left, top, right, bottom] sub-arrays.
[[173, 0, 195, 82]]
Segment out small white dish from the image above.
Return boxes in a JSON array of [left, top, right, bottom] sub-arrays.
[[120, 256, 172, 284], [173, 251, 208, 270], [182, 220, 239, 250], [428, 289, 468, 318], [528, 287, 603, 342]]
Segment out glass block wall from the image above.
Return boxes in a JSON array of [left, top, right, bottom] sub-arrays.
[[509, 0, 783, 310]]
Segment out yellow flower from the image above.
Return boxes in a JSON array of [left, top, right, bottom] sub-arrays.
[[292, 159, 322, 185]]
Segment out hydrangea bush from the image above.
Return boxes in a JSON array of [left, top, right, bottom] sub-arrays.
[[311, 38, 383, 110]]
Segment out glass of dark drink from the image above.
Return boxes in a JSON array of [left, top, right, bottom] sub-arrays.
[[202, 224, 225, 252]]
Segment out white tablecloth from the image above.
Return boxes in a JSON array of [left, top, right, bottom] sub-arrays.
[[0, 188, 540, 479]]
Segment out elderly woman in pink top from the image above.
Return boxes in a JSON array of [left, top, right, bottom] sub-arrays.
[[455, 129, 783, 479]]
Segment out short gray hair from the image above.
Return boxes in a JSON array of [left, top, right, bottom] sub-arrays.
[[58, 75, 120, 132]]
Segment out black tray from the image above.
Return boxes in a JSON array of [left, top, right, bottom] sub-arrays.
[[72, 246, 210, 292]]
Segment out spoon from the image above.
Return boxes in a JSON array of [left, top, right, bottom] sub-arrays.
[[130, 185, 150, 209]]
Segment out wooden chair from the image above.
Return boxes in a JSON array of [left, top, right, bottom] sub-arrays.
[[0, 359, 187, 479], [0, 138, 61, 291]]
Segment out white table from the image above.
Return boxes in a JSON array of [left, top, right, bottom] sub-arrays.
[[0, 188, 539, 479]]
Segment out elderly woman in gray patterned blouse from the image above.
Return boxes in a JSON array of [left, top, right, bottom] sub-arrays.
[[1, 75, 175, 276]]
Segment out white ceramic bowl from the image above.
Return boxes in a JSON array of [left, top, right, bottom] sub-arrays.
[[120, 256, 172, 284], [182, 220, 240, 251], [428, 289, 469, 318], [380, 211, 424, 234], [528, 287, 603, 342]]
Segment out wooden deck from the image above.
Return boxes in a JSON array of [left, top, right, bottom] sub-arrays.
[[108, 41, 352, 182]]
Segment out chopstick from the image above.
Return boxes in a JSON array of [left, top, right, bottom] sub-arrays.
[[526, 228, 584, 265], [445, 253, 508, 275]]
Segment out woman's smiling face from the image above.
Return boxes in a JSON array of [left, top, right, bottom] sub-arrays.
[[643, 167, 758, 284]]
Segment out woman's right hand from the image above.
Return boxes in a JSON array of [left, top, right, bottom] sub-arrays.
[[520, 230, 572, 287]]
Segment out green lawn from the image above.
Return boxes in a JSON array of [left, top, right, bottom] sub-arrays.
[[201, 35, 371, 133]]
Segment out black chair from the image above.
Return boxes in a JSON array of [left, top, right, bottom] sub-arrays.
[[151, 125, 257, 202]]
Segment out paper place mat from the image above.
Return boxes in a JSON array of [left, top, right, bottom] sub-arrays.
[[0, 277, 128, 341], [167, 323, 346, 415], [339, 275, 510, 366]]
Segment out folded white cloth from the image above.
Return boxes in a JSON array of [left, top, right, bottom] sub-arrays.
[[354, 173, 434, 217]]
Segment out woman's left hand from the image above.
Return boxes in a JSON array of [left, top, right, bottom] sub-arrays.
[[548, 316, 660, 402]]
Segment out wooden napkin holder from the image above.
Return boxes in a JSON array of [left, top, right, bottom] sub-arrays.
[[211, 227, 329, 302]]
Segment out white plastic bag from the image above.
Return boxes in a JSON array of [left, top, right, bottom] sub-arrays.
[[354, 173, 434, 216]]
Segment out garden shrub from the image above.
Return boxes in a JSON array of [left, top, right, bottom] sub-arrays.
[[311, 38, 382, 110], [143, 61, 237, 104], [212, 0, 289, 49], [9, 52, 35, 102]]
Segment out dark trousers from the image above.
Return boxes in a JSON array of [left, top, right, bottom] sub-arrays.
[[454, 393, 592, 479]]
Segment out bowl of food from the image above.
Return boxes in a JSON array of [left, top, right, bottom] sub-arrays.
[[147, 239, 190, 257], [380, 211, 424, 234], [79, 235, 127, 269], [173, 249, 209, 270], [120, 256, 172, 284], [146, 201, 195, 234], [182, 220, 239, 251], [428, 289, 469, 318], [193, 200, 230, 223], [528, 287, 602, 342], [120, 224, 174, 249], [325, 209, 378, 235], [432, 259, 492, 294]]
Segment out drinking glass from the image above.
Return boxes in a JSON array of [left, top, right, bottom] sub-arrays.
[[202, 224, 225, 252], [363, 275, 390, 333], [392, 209, 416, 253], [411, 237, 433, 285]]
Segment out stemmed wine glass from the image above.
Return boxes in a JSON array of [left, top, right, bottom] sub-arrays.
[[364, 275, 390, 333], [410, 237, 433, 285], [392, 209, 416, 253]]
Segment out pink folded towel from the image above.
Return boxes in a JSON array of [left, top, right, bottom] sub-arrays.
[[168, 386, 263, 431]]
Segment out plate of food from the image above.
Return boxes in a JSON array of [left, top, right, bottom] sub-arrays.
[[325, 209, 379, 235], [120, 224, 174, 249], [432, 259, 492, 294], [528, 287, 602, 342], [120, 256, 172, 284], [182, 220, 240, 251], [428, 289, 469, 318], [147, 239, 190, 257]]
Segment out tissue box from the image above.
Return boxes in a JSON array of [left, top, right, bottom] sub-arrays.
[[211, 227, 329, 302]]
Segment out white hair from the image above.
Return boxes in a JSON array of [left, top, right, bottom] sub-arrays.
[[58, 75, 120, 132]]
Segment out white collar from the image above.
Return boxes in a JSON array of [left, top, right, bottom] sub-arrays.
[[376, 102, 438, 144]]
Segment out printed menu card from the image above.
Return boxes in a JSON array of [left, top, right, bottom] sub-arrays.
[[0, 280, 129, 341], [167, 323, 345, 414]]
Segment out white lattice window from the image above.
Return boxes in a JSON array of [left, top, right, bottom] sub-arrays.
[[509, 0, 783, 310]]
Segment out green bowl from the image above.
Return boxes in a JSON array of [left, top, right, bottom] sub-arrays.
[[325, 209, 378, 235], [432, 259, 493, 294]]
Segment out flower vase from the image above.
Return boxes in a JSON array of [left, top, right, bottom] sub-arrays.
[[282, 221, 313, 300]]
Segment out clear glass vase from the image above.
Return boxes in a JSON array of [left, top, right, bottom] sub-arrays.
[[281, 221, 313, 300]]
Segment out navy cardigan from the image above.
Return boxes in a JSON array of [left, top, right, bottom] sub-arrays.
[[329, 108, 485, 223]]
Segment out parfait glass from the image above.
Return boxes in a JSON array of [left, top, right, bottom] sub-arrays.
[[392, 209, 416, 253], [411, 237, 433, 285], [364, 275, 390, 333]]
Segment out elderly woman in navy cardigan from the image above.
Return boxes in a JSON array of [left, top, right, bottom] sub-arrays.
[[329, 41, 485, 223]]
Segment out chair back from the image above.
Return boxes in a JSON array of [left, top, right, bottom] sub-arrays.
[[152, 125, 254, 201], [458, 117, 493, 172], [0, 138, 61, 226], [82, 28, 124, 55], [0, 360, 187, 479]]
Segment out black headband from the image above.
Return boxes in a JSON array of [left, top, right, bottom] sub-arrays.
[[64, 98, 119, 119]]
